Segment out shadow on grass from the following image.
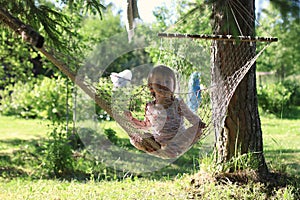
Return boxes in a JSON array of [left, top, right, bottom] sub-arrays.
[[264, 148, 300, 176], [72, 135, 214, 180], [0, 137, 213, 182], [148, 142, 214, 178], [70, 127, 215, 180], [190, 169, 300, 199], [0, 138, 44, 179], [2, 135, 297, 188], [273, 106, 300, 119], [1, 137, 299, 200], [0, 166, 28, 179], [266, 149, 300, 154]]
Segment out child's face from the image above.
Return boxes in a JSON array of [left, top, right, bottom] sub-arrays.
[[149, 73, 175, 97]]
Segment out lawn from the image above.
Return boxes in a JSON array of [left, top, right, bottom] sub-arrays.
[[261, 116, 300, 176], [0, 115, 50, 140], [0, 114, 299, 199]]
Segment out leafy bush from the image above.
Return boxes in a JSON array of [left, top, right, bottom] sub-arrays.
[[0, 76, 70, 121], [41, 125, 118, 180], [0, 75, 117, 122], [42, 124, 74, 177], [257, 82, 292, 115], [282, 79, 300, 106]]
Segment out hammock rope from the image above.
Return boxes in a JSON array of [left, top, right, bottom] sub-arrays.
[[157, 33, 278, 43]]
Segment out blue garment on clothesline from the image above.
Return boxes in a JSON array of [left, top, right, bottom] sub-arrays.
[[187, 72, 201, 113]]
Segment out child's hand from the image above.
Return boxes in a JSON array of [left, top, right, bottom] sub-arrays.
[[193, 121, 206, 145], [198, 121, 206, 129], [124, 110, 133, 120]]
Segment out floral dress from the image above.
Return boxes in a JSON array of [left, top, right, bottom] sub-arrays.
[[145, 99, 186, 148], [127, 97, 203, 159]]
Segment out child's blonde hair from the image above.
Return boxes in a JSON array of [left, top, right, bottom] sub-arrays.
[[148, 65, 176, 90], [147, 65, 176, 100]]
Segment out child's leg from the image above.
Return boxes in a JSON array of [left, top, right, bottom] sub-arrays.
[[184, 123, 204, 145], [129, 133, 161, 153], [165, 125, 202, 156]]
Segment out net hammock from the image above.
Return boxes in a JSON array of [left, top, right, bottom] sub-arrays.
[[69, 29, 275, 160], [0, 1, 278, 168], [71, 0, 278, 160]]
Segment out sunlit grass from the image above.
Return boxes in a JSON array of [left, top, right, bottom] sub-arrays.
[[99, 120, 128, 139], [0, 115, 50, 140], [0, 176, 190, 200], [0, 114, 299, 199], [261, 116, 300, 176]]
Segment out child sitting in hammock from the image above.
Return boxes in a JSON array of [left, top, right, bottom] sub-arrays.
[[125, 65, 206, 158]]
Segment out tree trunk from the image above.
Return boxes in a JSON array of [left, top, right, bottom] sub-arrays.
[[211, 0, 268, 176]]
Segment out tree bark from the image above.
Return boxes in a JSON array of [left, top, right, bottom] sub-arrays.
[[211, 0, 268, 175]]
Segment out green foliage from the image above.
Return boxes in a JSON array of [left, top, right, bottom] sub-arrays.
[[128, 84, 152, 114], [147, 0, 211, 86], [0, 75, 115, 122], [173, 0, 212, 34], [153, 6, 172, 30], [79, 5, 123, 45], [257, 4, 300, 80], [95, 77, 150, 120], [0, 1, 109, 86], [282, 79, 300, 106], [75, 83, 112, 122], [269, 0, 300, 22], [104, 128, 118, 144], [257, 82, 292, 115], [0, 75, 71, 121], [257, 78, 300, 116], [0, 0, 105, 51], [42, 124, 74, 177], [0, 30, 37, 89], [103, 128, 132, 149]]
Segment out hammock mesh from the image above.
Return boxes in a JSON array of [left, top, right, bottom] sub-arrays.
[[71, 32, 272, 160]]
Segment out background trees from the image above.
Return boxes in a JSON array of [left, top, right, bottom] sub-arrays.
[[256, 2, 300, 116], [257, 3, 299, 81]]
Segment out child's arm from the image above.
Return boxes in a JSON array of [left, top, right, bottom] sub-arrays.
[[179, 99, 206, 128], [124, 104, 151, 130]]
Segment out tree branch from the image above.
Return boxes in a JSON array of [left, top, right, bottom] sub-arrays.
[[0, 7, 44, 48]]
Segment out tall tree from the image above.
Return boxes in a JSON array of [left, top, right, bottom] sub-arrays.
[[210, 0, 299, 175], [211, 0, 268, 176]]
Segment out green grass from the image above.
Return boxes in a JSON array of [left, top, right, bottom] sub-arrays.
[[0, 115, 50, 140], [0, 177, 192, 200], [261, 116, 300, 176], [0, 116, 50, 157], [0, 114, 299, 199]]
